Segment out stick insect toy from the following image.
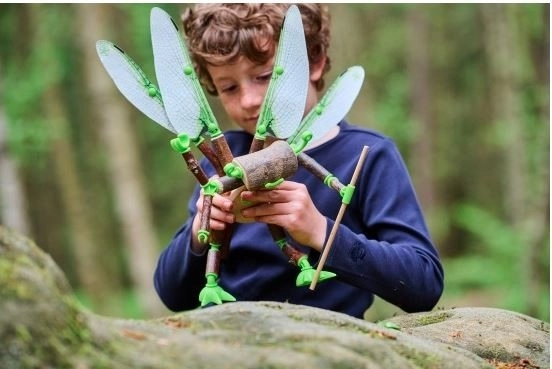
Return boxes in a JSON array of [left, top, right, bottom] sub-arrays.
[[96, 6, 367, 307]]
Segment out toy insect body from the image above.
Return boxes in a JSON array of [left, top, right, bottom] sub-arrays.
[[96, 6, 366, 307]]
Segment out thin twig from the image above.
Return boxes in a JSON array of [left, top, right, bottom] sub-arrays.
[[309, 145, 369, 290]]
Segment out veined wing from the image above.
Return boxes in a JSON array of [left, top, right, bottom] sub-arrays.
[[255, 5, 309, 140], [96, 39, 176, 134], [288, 66, 365, 150], [150, 7, 219, 140]]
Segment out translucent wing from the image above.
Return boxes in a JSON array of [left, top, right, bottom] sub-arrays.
[[288, 66, 365, 149], [255, 5, 309, 139], [150, 7, 218, 140], [95, 39, 176, 133]]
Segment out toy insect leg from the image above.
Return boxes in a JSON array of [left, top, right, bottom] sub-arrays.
[[267, 224, 336, 287], [171, 140, 236, 306], [297, 152, 345, 193], [198, 231, 236, 307], [196, 205, 236, 306]]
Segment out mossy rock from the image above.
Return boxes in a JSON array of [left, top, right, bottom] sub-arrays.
[[0, 225, 548, 368], [384, 307, 550, 368]]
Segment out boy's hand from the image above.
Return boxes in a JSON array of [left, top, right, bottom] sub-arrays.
[[239, 181, 327, 252], [194, 193, 235, 232], [190, 192, 235, 253]]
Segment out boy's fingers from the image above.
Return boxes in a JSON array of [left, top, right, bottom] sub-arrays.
[[212, 194, 233, 211]]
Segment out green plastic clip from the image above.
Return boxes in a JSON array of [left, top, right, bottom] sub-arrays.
[[295, 256, 336, 287], [197, 230, 209, 244], [255, 109, 274, 139], [200, 107, 222, 138], [290, 131, 313, 154], [202, 180, 222, 196], [147, 85, 158, 98], [324, 174, 337, 188], [170, 133, 191, 154], [224, 163, 243, 179], [199, 272, 236, 307], [275, 238, 287, 250], [265, 178, 284, 189], [340, 184, 356, 205]]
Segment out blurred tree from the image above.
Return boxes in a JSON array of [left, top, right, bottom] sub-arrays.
[[0, 59, 31, 236], [407, 5, 437, 218], [76, 4, 167, 317], [481, 3, 549, 318], [27, 4, 111, 308]]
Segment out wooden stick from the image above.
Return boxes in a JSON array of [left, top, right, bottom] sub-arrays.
[[309, 145, 369, 290]]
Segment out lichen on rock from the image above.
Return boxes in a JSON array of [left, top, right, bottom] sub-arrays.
[[0, 225, 548, 369]]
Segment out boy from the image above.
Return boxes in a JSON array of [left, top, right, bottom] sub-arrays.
[[154, 3, 444, 319]]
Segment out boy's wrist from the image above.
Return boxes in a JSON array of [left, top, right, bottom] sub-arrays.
[[309, 214, 328, 252]]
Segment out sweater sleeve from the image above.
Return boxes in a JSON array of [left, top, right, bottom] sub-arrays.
[[323, 138, 444, 313], [153, 186, 208, 311]]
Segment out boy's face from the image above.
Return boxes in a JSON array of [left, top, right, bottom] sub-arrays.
[[207, 55, 275, 135]]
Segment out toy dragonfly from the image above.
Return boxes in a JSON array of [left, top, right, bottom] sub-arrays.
[[96, 6, 367, 307]]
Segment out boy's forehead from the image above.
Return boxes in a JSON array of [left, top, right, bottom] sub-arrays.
[[207, 55, 275, 80]]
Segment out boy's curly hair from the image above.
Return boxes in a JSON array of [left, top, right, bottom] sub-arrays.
[[181, 3, 331, 95]]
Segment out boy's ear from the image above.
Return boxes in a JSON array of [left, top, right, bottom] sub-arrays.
[[309, 56, 327, 84]]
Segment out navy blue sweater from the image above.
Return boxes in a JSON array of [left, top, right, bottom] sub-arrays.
[[154, 121, 444, 319]]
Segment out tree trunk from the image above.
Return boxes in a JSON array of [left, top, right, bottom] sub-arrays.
[[28, 4, 110, 307], [407, 6, 436, 217], [76, 4, 167, 317], [481, 4, 543, 317], [0, 59, 31, 237]]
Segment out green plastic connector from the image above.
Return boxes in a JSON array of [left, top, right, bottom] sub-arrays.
[[199, 272, 236, 307], [274, 65, 284, 76], [340, 184, 356, 205], [200, 107, 222, 138], [147, 85, 158, 97], [275, 238, 287, 250], [265, 178, 284, 189], [170, 133, 191, 154], [324, 174, 337, 188], [197, 230, 209, 244], [295, 256, 336, 287], [204, 273, 217, 287], [202, 180, 222, 196], [224, 163, 244, 179], [193, 135, 205, 147], [255, 108, 274, 139], [290, 131, 313, 154], [183, 65, 194, 75], [297, 256, 311, 270]]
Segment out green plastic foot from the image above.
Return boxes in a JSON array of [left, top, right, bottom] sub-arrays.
[[199, 274, 236, 307], [295, 257, 336, 287]]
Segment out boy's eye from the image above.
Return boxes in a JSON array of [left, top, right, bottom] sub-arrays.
[[219, 84, 237, 94], [257, 72, 272, 82]]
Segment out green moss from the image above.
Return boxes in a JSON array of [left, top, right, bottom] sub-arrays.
[[0, 253, 55, 300], [414, 311, 452, 327], [395, 344, 442, 368]]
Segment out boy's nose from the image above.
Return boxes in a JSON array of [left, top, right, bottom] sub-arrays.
[[240, 89, 263, 110]]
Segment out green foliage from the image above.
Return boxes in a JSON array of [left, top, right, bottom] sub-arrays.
[[373, 72, 414, 151], [75, 289, 145, 319], [2, 5, 74, 166], [445, 203, 549, 320]]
